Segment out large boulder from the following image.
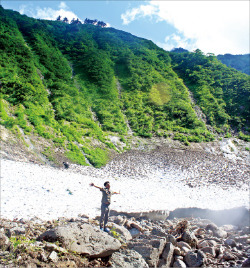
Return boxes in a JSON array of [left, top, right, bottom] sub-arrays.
[[159, 242, 175, 268], [184, 250, 206, 267], [107, 222, 133, 242], [111, 249, 149, 268], [181, 230, 198, 248], [38, 223, 121, 258], [128, 236, 166, 267]]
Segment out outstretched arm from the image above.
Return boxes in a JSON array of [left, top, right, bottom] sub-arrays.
[[89, 182, 102, 190], [113, 190, 120, 195]]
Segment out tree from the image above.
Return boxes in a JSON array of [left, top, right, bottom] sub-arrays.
[[56, 15, 61, 21], [63, 17, 68, 23], [97, 21, 107, 28]]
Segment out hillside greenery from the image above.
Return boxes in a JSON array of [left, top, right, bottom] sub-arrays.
[[0, 6, 249, 166], [217, 53, 250, 75]]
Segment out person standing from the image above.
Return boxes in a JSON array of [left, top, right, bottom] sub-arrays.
[[90, 181, 120, 232]]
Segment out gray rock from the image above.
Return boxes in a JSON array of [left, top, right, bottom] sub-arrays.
[[8, 226, 26, 236], [206, 223, 218, 232], [182, 230, 198, 248], [242, 257, 250, 267], [129, 228, 141, 238], [224, 238, 237, 248], [48, 251, 58, 262], [213, 228, 227, 238], [152, 228, 177, 246], [108, 222, 132, 242], [0, 232, 10, 251], [128, 237, 166, 267], [160, 242, 175, 267], [177, 241, 191, 250], [111, 249, 149, 268], [38, 222, 121, 257], [173, 259, 186, 268], [110, 216, 127, 226], [200, 246, 216, 257], [184, 250, 206, 267], [197, 240, 209, 249], [223, 249, 236, 261]]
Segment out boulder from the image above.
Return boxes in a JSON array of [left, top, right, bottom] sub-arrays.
[[0, 232, 10, 251], [197, 240, 209, 249], [200, 246, 216, 257], [213, 228, 227, 239], [224, 238, 237, 248], [173, 259, 186, 268], [38, 223, 121, 258], [111, 249, 149, 268], [206, 223, 218, 233], [128, 236, 166, 267], [152, 228, 177, 246], [107, 222, 132, 242], [242, 257, 250, 267], [177, 241, 191, 250], [129, 228, 141, 238], [184, 250, 206, 267], [181, 230, 198, 248], [160, 242, 175, 267], [223, 249, 236, 261]]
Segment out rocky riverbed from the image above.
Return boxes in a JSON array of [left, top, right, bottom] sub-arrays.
[[0, 211, 250, 267], [1, 137, 249, 266]]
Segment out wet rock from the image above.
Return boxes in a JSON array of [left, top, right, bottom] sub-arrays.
[[38, 222, 121, 257], [184, 250, 206, 267], [111, 249, 149, 268]]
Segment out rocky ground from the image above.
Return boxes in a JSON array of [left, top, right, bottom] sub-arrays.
[[1, 127, 250, 267], [0, 211, 250, 267]]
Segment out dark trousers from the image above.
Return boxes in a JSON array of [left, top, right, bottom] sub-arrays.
[[100, 203, 110, 228]]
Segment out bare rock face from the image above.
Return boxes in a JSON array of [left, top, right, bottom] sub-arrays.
[[111, 249, 149, 268], [38, 222, 121, 257]]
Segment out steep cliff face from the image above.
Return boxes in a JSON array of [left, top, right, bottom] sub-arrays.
[[0, 6, 249, 167]]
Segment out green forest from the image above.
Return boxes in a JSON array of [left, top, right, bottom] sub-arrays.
[[0, 6, 249, 167]]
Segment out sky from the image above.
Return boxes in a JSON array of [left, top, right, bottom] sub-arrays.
[[1, 0, 249, 55]]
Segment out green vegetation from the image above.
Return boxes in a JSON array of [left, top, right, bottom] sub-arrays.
[[217, 53, 250, 75], [170, 49, 250, 132], [0, 6, 249, 167]]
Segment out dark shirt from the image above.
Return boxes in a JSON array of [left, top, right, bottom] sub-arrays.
[[100, 187, 113, 204]]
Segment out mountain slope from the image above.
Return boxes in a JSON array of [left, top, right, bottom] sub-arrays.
[[217, 53, 250, 75], [0, 6, 249, 167]]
